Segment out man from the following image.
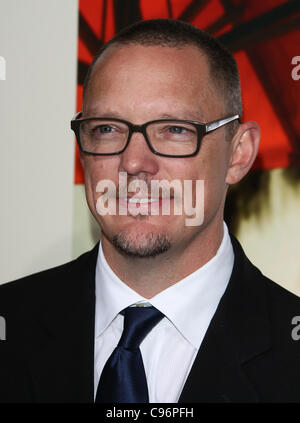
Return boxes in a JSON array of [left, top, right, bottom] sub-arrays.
[[0, 19, 299, 403]]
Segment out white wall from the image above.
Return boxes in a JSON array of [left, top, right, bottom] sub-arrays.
[[0, 0, 78, 283], [238, 169, 300, 296]]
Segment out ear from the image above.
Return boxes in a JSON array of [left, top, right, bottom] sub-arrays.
[[225, 121, 260, 185]]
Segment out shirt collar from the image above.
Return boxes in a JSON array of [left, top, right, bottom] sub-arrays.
[[95, 222, 234, 349]]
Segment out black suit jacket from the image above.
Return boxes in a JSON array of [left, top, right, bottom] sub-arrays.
[[0, 236, 300, 403]]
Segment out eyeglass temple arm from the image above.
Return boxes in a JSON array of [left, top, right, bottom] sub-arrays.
[[205, 115, 240, 134], [72, 111, 83, 121]]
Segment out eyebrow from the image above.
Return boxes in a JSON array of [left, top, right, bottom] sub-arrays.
[[84, 110, 206, 123], [157, 112, 205, 122], [84, 109, 123, 119]]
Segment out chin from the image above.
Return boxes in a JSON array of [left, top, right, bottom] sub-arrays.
[[109, 227, 171, 258]]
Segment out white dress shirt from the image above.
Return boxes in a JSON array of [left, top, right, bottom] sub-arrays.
[[94, 222, 234, 402]]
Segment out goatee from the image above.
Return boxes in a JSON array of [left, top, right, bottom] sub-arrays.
[[111, 232, 171, 258]]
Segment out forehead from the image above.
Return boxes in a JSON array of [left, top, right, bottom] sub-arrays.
[[84, 43, 222, 120]]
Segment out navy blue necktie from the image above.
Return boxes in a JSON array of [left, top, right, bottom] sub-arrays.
[[95, 306, 164, 403]]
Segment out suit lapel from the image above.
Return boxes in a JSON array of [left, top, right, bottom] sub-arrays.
[[179, 236, 271, 402], [26, 244, 99, 403]]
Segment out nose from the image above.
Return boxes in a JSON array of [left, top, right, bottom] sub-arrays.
[[119, 131, 159, 176]]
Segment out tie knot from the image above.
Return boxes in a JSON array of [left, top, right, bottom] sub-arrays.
[[118, 306, 164, 350]]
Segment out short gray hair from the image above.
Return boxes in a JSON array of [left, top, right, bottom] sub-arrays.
[[83, 19, 242, 140]]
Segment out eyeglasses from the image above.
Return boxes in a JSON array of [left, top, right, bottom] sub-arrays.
[[70, 112, 240, 158]]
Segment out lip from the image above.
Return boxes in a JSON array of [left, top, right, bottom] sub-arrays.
[[115, 196, 174, 215], [118, 197, 161, 204], [116, 196, 174, 201]]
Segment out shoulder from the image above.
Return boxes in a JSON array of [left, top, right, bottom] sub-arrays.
[[0, 243, 99, 315], [230, 233, 300, 338], [263, 273, 300, 310], [231, 233, 300, 304], [261, 274, 300, 348], [247, 251, 300, 317], [245, 271, 300, 400], [255, 269, 300, 339]]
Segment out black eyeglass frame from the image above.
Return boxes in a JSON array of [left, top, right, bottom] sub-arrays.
[[71, 112, 240, 158]]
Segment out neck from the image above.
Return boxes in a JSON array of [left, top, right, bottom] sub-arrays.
[[101, 219, 224, 298]]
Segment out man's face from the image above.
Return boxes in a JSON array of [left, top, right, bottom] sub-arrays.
[[82, 44, 232, 257]]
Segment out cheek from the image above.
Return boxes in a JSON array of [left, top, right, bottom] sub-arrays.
[[84, 156, 118, 183], [188, 150, 228, 213], [83, 157, 120, 205]]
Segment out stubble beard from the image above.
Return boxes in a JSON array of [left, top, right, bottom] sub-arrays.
[[111, 231, 171, 258]]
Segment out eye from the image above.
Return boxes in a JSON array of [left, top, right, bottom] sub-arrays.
[[168, 126, 187, 134], [94, 124, 114, 133]]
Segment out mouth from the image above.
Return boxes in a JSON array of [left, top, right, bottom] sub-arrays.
[[120, 197, 162, 204], [117, 191, 175, 201], [115, 196, 174, 216]]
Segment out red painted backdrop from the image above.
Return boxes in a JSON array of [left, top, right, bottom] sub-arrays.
[[75, 0, 300, 184]]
